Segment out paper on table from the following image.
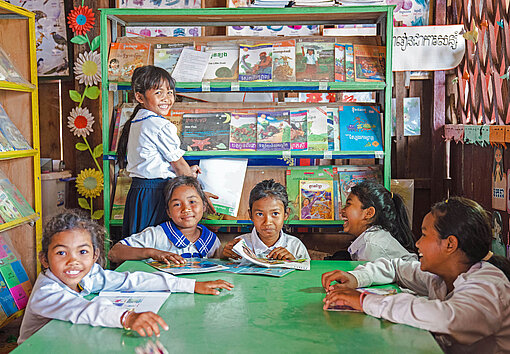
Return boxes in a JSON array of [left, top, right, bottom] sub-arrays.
[[198, 158, 248, 217], [98, 291, 170, 313], [171, 48, 211, 82]]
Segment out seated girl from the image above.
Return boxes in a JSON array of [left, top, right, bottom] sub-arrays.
[[322, 197, 510, 353], [19, 210, 233, 343], [109, 176, 220, 264], [222, 179, 310, 261]]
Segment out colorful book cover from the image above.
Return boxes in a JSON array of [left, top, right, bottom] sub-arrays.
[[273, 40, 296, 82], [146, 259, 228, 275], [239, 43, 273, 82], [0, 273, 17, 316], [296, 38, 334, 82], [20, 281, 32, 298], [336, 165, 383, 207], [256, 110, 290, 151], [344, 44, 355, 81], [354, 45, 385, 82], [9, 284, 28, 310], [153, 43, 193, 75], [111, 103, 137, 152], [109, 107, 122, 152], [0, 235, 17, 266], [230, 112, 257, 151], [0, 188, 22, 223], [107, 42, 151, 82], [10, 260, 28, 283], [0, 264, 19, 289], [327, 107, 340, 151], [0, 103, 31, 150], [339, 105, 383, 151], [168, 108, 191, 137], [220, 262, 294, 277], [111, 173, 132, 220], [334, 43, 346, 82], [290, 110, 307, 151], [299, 180, 334, 220], [181, 113, 230, 151], [0, 176, 36, 219], [203, 44, 239, 81], [306, 106, 328, 151]]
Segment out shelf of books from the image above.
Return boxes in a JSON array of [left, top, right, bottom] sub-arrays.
[[100, 6, 393, 233]]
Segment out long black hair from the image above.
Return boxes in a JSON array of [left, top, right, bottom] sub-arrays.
[[430, 197, 510, 280], [350, 180, 416, 253], [117, 65, 176, 170]]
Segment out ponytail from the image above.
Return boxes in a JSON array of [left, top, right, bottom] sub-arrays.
[[488, 254, 510, 281], [116, 104, 142, 170], [391, 193, 417, 253]]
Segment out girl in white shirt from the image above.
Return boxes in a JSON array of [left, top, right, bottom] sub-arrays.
[[322, 197, 510, 353], [19, 210, 233, 343], [116, 65, 201, 237], [222, 179, 310, 261], [109, 176, 221, 264]]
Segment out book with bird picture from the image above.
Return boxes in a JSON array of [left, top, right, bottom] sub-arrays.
[[181, 112, 231, 151], [239, 43, 273, 82], [256, 110, 290, 151], [230, 112, 257, 151]]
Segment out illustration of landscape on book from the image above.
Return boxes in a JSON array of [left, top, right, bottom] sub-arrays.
[[296, 38, 334, 82], [299, 180, 334, 221], [239, 43, 273, 82], [257, 110, 290, 151], [181, 112, 231, 151], [146, 259, 228, 275], [220, 262, 294, 277], [230, 112, 257, 151]]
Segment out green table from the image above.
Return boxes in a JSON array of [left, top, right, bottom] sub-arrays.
[[15, 261, 441, 353]]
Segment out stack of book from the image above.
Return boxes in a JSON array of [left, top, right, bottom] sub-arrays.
[[0, 169, 37, 225], [0, 103, 32, 152]]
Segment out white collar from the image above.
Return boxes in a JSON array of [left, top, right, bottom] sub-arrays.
[[349, 226, 380, 253], [248, 227, 288, 256]]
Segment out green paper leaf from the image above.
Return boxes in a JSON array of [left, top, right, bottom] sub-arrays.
[[84, 86, 100, 100], [69, 90, 82, 103], [75, 142, 88, 151], [78, 198, 90, 210], [92, 209, 104, 220], [92, 144, 103, 158], [71, 35, 88, 45], [90, 36, 100, 51]]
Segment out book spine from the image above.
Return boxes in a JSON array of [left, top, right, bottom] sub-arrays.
[[344, 44, 354, 82]]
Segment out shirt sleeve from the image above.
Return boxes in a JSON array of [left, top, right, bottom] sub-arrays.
[[207, 238, 222, 258], [120, 226, 167, 250], [291, 240, 311, 260], [156, 122, 185, 162]]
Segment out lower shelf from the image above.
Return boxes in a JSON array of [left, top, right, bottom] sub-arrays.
[[110, 219, 342, 227], [0, 309, 24, 329], [0, 213, 39, 233]]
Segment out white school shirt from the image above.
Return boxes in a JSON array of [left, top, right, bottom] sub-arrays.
[[126, 108, 185, 179], [236, 228, 310, 261], [18, 263, 195, 344], [120, 224, 221, 258], [348, 226, 417, 261], [349, 258, 510, 352]]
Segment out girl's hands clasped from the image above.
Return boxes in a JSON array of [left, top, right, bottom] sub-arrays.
[[123, 311, 169, 337], [195, 280, 234, 295], [323, 288, 363, 311], [321, 270, 358, 292]]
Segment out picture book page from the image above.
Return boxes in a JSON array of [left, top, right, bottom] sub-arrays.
[[98, 291, 170, 313]]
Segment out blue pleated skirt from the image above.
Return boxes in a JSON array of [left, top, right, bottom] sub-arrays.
[[122, 177, 170, 237]]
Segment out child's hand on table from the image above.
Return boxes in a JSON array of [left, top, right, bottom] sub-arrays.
[[123, 311, 169, 337], [267, 247, 295, 260], [222, 238, 241, 260], [195, 280, 234, 295], [149, 249, 185, 265], [323, 288, 363, 311], [321, 270, 358, 292]]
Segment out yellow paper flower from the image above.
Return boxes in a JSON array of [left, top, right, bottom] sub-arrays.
[[67, 107, 94, 137], [76, 168, 103, 198], [74, 51, 101, 86]]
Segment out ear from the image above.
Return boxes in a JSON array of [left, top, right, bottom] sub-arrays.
[[134, 92, 144, 104], [39, 252, 49, 269], [443, 235, 459, 255], [284, 207, 290, 220], [248, 208, 252, 218], [93, 248, 100, 263], [363, 206, 376, 220]]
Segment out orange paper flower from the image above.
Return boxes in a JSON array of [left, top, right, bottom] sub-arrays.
[[67, 6, 95, 36]]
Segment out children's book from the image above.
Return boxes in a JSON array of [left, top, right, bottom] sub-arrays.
[[327, 107, 340, 151], [336, 165, 383, 208], [97, 291, 170, 313], [220, 262, 295, 277], [296, 38, 335, 82], [0, 170, 36, 220], [172, 48, 211, 82], [239, 43, 273, 82], [111, 172, 132, 220], [306, 106, 328, 151], [299, 180, 334, 220], [326, 287, 397, 312], [107, 42, 151, 82], [339, 105, 383, 151], [0, 273, 17, 316], [256, 110, 290, 151], [153, 43, 193, 75], [0, 188, 22, 223], [0, 104, 31, 150], [290, 110, 307, 151], [168, 109, 188, 137], [230, 112, 257, 151], [233, 239, 310, 270], [181, 112, 230, 151], [0, 47, 32, 87], [110, 103, 137, 152], [145, 259, 228, 275], [203, 43, 239, 81], [0, 235, 17, 266], [272, 40, 296, 82], [126, 26, 201, 37], [391, 97, 421, 137], [354, 45, 385, 82], [344, 44, 355, 82], [334, 43, 346, 82]]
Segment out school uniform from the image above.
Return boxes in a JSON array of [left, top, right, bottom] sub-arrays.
[[349, 258, 510, 353], [348, 226, 417, 261], [236, 228, 310, 261], [120, 221, 221, 258], [18, 263, 195, 344], [123, 108, 185, 237]]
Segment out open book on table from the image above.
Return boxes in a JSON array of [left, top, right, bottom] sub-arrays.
[[232, 239, 310, 270], [145, 258, 228, 275], [326, 287, 397, 312]]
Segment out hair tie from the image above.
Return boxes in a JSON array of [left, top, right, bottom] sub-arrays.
[[390, 192, 393, 198], [482, 251, 493, 261]]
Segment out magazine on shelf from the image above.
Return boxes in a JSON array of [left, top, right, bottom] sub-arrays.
[[203, 43, 239, 81], [338, 105, 383, 151], [232, 239, 311, 270], [0, 104, 31, 150], [354, 45, 385, 82], [326, 287, 397, 312], [334, 43, 346, 82], [110, 103, 137, 152], [290, 110, 307, 151], [336, 165, 383, 208], [145, 259, 228, 275], [98, 291, 170, 313], [153, 43, 193, 75], [111, 172, 132, 220], [344, 44, 355, 81], [0, 47, 32, 87], [0, 170, 36, 223], [306, 106, 328, 151], [239, 43, 273, 82], [126, 26, 201, 37], [272, 40, 296, 82], [107, 43, 151, 82], [256, 110, 290, 151], [181, 112, 230, 151], [296, 38, 334, 82], [172, 48, 211, 82], [230, 112, 257, 151], [220, 262, 294, 277], [299, 180, 334, 221], [327, 107, 340, 151]]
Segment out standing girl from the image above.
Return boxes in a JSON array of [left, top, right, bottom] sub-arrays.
[[322, 197, 510, 353], [117, 65, 200, 237]]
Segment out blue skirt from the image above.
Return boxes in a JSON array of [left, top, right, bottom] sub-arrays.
[[122, 177, 170, 237]]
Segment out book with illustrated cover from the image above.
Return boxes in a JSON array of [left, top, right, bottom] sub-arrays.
[[168, 108, 191, 137], [327, 107, 340, 151], [0, 235, 18, 266], [339, 105, 383, 151], [107, 42, 151, 82], [299, 180, 334, 220], [111, 173, 132, 220], [230, 112, 257, 151], [337, 165, 383, 208], [290, 110, 307, 151], [203, 44, 239, 81], [334, 43, 346, 82], [220, 262, 295, 277], [0, 170, 36, 221], [0, 273, 17, 316], [296, 38, 334, 82], [98, 291, 170, 313], [0, 129, 14, 152], [239, 43, 273, 82], [153, 43, 193, 75], [0, 47, 32, 86], [0, 104, 31, 150], [146, 259, 228, 275], [326, 287, 397, 311], [181, 113, 230, 151], [272, 40, 295, 82], [344, 44, 355, 81], [110, 103, 137, 152], [0, 188, 22, 223], [232, 239, 310, 270], [306, 106, 328, 151], [257, 110, 290, 151], [354, 45, 385, 82]]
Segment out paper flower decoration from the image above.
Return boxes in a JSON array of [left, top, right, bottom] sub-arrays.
[[76, 168, 103, 199], [67, 107, 94, 137], [74, 51, 101, 86], [67, 6, 95, 36]]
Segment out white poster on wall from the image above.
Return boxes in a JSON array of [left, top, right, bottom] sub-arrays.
[[392, 25, 465, 71]]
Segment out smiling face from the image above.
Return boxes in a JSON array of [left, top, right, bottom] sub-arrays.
[[495, 148, 503, 163], [416, 212, 448, 274], [166, 185, 205, 231], [40, 229, 98, 292], [135, 79, 174, 116], [249, 196, 288, 246], [341, 193, 372, 237]]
